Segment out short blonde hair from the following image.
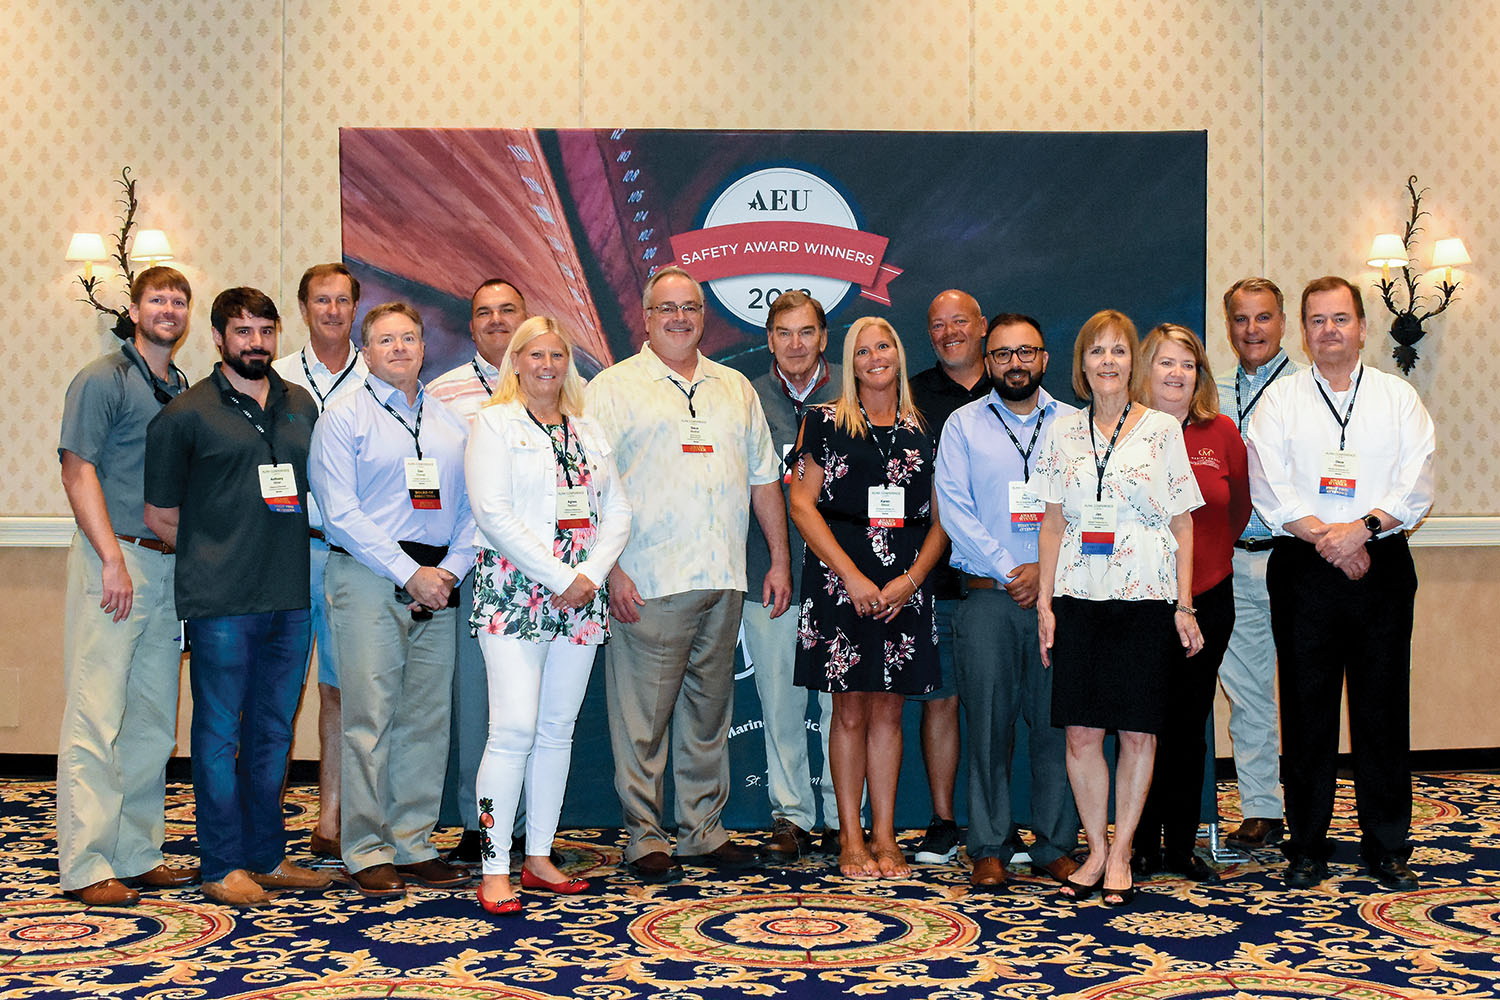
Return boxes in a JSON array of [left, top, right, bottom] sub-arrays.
[[487, 316, 587, 418], [1071, 310, 1139, 400], [1134, 323, 1221, 425], [832, 317, 925, 437]]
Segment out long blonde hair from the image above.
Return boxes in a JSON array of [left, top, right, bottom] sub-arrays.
[[1133, 323, 1221, 425], [832, 317, 926, 437], [486, 316, 588, 417]]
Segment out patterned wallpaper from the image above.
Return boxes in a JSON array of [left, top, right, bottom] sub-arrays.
[[8, 0, 1495, 515]]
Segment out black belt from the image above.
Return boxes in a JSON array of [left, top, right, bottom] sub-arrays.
[[1235, 537, 1276, 553]]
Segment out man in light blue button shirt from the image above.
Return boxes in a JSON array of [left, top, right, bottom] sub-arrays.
[[934, 314, 1080, 889], [1214, 277, 1299, 851]]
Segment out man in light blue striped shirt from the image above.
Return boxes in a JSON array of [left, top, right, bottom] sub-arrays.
[[1214, 277, 1299, 851]]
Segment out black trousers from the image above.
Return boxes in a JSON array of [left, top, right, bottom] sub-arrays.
[[1134, 574, 1235, 860], [1267, 534, 1417, 865]]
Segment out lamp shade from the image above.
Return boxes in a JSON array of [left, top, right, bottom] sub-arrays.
[[1366, 233, 1409, 268], [65, 232, 108, 262], [1431, 238, 1471, 269], [129, 229, 173, 263]]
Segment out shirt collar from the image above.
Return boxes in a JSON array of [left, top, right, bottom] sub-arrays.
[[1239, 348, 1290, 382], [211, 363, 286, 405], [365, 372, 425, 411], [985, 386, 1056, 425], [472, 353, 500, 380], [1311, 361, 1362, 395], [772, 356, 828, 402], [303, 341, 357, 377], [123, 338, 186, 390], [641, 341, 712, 385]]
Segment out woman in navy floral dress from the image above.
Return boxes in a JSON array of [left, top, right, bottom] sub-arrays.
[[791, 317, 947, 880]]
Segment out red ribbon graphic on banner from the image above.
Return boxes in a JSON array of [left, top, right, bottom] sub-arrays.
[[670, 222, 903, 305]]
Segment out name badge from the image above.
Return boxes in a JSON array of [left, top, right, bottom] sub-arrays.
[[556, 485, 591, 529], [1080, 500, 1118, 555], [680, 418, 715, 453], [1319, 450, 1358, 497], [1009, 481, 1044, 532], [405, 456, 442, 510], [868, 486, 905, 527], [258, 463, 301, 513]]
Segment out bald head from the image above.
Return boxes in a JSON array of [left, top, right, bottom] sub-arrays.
[[926, 289, 986, 375]]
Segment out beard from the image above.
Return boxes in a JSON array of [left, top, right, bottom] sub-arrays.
[[995, 368, 1042, 401], [223, 351, 272, 380]]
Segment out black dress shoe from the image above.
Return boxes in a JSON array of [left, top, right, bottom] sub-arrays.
[[817, 828, 842, 856], [1367, 856, 1419, 891], [1131, 851, 1163, 879], [626, 850, 684, 884], [1164, 853, 1220, 883], [445, 829, 481, 866], [679, 839, 759, 870], [1284, 856, 1328, 888]]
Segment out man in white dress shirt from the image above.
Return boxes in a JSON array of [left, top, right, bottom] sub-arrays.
[[1246, 276, 1435, 892], [427, 278, 529, 865], [271, 263, 367, 861]]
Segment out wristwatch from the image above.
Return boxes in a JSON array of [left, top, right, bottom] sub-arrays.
[[1362, 513, 1382, 538]]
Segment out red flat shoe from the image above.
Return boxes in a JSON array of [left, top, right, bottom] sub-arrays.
[[520, 867, 591, 894], [476, 884, 523, 916]]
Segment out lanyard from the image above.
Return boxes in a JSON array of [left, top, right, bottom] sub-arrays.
[[366, 381, 424, 459], [1087, 401, 1131, 502], [860, 403, 898, 484], [775, 359, 828, 423], [988, 402, 1045, 481], [301, 349, 359, 411], [227, 389, 280, 465], [525, 408, 583, 488], [1233, 356, 1290, 426], [472, 359, 494, 397], [133, 352, 187, 406], [1313, 364, 1364, 451], [669, 377, 700, 418]]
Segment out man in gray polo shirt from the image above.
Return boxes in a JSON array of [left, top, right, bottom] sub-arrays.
[[57, 266, 199, 906]]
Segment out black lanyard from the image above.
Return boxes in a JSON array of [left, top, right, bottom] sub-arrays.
[[1233, 356, 1290, 426], [1313, 364, 1364, 451], [1087, 401, 1131, 502], [859, 403, 899, 485], [988, 402, 1045, 481], [301, 349, 359, 411], [525, 408, 583, 488], [227, 388, 281, 465], [472, 359, 494, 397], [669, 377, 700, 418], [132, 351, 187, 406], [366, 381, 425, 459]]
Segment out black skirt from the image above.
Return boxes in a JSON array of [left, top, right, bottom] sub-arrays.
[[1050, 595, 1177, 734]]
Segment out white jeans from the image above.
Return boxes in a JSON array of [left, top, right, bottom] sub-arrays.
[[475, 633, 596, 873]]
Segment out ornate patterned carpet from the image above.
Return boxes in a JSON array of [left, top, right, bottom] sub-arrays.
[[3, 773, 1499, 999]]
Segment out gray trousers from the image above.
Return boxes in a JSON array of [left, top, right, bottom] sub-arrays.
[[325, 552, 455, 872], [1218, 547, 1284, 819], [605, 589, 742, 862], [953, 587, 1078, 865]]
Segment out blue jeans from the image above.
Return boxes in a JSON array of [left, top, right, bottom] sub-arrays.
[[187, 610, 310, 882]]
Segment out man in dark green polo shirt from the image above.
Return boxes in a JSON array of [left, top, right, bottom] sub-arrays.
[[144, 287, 328, 906]]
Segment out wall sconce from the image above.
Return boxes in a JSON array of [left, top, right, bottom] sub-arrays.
[[65, 233, 109, 279], [1368, 174, 1470, 375], [129, 229, 174, 266]]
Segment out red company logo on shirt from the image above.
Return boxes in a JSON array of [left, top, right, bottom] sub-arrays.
[[669, 166, 903, 328]]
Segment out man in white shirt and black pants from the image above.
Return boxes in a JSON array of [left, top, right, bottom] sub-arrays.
[[1246, 276, 1435, 891]]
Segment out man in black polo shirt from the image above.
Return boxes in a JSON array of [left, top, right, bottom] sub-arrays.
[[144, 287, 330, 906], [906, 288, 991, 864]]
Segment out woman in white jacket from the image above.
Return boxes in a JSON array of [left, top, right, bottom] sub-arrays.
[[464, 317, 631, 915]]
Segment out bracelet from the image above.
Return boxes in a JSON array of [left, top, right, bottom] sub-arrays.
[[1175, 603, 1196, 616], [904, 571, 918, 591]]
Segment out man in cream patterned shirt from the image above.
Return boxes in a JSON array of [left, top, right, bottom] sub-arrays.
[[585, 265, 791, 884]]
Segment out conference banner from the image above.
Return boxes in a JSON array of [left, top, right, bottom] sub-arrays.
[[340, 128, 1207, 829]]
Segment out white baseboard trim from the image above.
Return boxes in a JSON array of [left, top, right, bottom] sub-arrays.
[[4, 514, 1500, 548]]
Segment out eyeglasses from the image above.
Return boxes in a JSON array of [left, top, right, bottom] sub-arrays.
[[986, 346, 1042, 364], [649, 302, 703, 317]]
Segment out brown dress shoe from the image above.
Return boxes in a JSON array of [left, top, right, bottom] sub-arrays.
[[308, 832, 340, 858], [64, 878, 140, 906], [761, 819, 814, 859], [251, 859, 334, 889], [970, 856, 1007, 888], [395, 858, 473, 888], [1227, 817, 1284, 850], [626, 850, 685, 883], [1030, 855, 1081, 883], [202, 869, 278, 907], [123, 863, 200, 888], [347, 863, 406, 898]]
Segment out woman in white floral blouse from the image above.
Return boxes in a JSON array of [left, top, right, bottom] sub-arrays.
[[464, 317, 632, 915], [1034, 310, 1203, 908]]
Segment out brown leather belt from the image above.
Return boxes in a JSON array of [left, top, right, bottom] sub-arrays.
[[964, 574, 998, 590], [115, 533, 173, 554], [309, 528, 326, 541]]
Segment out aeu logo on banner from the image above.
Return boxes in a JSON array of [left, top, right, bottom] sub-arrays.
[[670, 166, 904, 327]]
